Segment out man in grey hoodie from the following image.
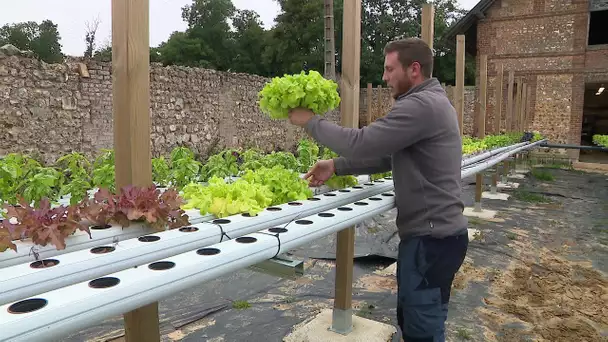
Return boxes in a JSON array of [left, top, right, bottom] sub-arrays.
[[288, 37, 468, 342]]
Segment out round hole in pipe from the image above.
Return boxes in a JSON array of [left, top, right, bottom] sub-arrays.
[[148, 261, 176, 271], [179, 226, 199, 232], [364, 183, 375, 186], [288, 202, 303, 206], [384, 176, 393, 180], [138, 235, 161, 242], [242, 213, 257, 217], [337, 207, 353, 211], [236, 236, 257, 244], [197, 248, 221, 256], [213, 219, 231, 224], [30, 259, 59, 269], [339, 189, 351, 192], [269, 227, 288, 234], [295, 219, 313, 225], [88, 277, 120, 289], [318, 213, 335, 218], [7, 298, 47, 314], [352, 186, 364, 189], [307, 197, 321, 201], [354, 202, 369, 206], [267, 206, 282, 211], [90, 224, 112, 230], [382, 193, 395, 197], [374, 179, 385, 183], [90, 246, 116, 254], [369, 197, 382, 201], [323, 193, 336, 197]]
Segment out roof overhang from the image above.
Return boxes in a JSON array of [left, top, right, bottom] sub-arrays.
[[440, 0, 497, 56]]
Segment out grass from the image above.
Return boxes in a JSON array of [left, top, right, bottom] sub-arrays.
[[505, 232, 517, 240], [232, 300, 251, 309], [531, 168, 555, 181], [513, 189, 551, 203], [355, 302, 375, 318], [455, 327, 473, 340]]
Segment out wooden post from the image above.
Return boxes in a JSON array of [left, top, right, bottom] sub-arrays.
[[331, 0, 361, 334], [455, 35, 465, 136], [514, 78, 522, 132], [377, 84, 384, 110], [112, 0, 156, 340], [474, 55, 488, 212], [421, 4, 435, 52], [494, 63, 503, 134], [520, 83, 527, 132], [506, 70, 515, 131], [524, 84, 532, 131], [366, 83, 372, 126]]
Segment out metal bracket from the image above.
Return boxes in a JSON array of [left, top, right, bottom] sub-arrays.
[[248, 255, 304, 279]]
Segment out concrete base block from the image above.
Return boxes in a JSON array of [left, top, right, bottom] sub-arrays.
[[508, 173, 526, 179], [498, 181, 520, 189], [482, 191, 510, 200], [284, 309, 397, 342], [468, 228, 481, 241], [515, 169, 530, 174], [463, 207, 497, 219]]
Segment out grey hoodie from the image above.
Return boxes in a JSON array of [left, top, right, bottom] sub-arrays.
[[304, 77, 468, 240]]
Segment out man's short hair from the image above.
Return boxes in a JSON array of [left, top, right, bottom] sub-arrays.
[[383, 38, 433, 78]]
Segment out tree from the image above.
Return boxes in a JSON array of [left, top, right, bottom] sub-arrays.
[[231, 9, 269, 75], [0, 20, 63, 63], [84, 17, 101, 58]]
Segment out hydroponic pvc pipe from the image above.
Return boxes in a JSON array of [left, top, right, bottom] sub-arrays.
[[0, 191, 396, 342], [461, 142, 528, 167], [0, 179, 395, 305], [461, 140, 546, 178]]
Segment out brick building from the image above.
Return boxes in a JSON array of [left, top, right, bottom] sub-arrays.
[[445, 0, 608, 162]]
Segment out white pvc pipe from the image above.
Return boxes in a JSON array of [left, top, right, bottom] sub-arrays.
[[461, 140, 545, 178], [0, 192, 396, 342], [461, 142, 528, 167], [0, 180, 394, 304]]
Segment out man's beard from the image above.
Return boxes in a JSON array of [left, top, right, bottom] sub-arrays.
[[391, 78, 412, 99]]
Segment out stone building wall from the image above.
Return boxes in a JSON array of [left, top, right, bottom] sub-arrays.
[[473, 0, 608, 152]]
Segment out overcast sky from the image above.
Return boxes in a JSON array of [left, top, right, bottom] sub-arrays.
[[0, 0, 479, 56]]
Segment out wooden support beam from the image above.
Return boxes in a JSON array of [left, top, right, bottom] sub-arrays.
[[331, 0, 361, 334], [506, 70, 514, 132], [494, 63, 503, 134], [112, 0, 155, 340], [455, 35, 465, 136], [525, 84, 532, 131], [520, 83, 527, 132], [474, 55, 488, 212], [514, 78, 522, 132], [366, 83, 372, 126], [421, 4, 435, 51]]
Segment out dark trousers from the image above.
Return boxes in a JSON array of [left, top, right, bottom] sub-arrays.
[[396, 233, 468, 342]]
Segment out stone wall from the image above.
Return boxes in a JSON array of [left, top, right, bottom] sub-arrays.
[[474, 0, 608, 152], [0, 49, 321, 164]]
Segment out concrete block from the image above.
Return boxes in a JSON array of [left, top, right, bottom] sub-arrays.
[[284, 309, 397, 342], [463, 207, 497, 219], [508, 173, 525, 179], [498, 181, 519, 189], [482, 191, 510, 200]]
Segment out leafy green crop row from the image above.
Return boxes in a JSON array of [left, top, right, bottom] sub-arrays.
[[593, 134, 608, 147]]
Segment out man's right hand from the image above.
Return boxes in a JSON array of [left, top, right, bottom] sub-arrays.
[[304, 159, 335, 187]]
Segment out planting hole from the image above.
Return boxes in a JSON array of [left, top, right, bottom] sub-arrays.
[[269, 227, 288, 234], [213, 219, 231, 224], [339, 189, 351, 192], [385, 176, 393, 180], [382, 193, 395, 197], [324, 193, 336, 197], [149, 261, 175, 271], [90, 246, 116, 254], [364, 183, 374, 186], [89, 277, 120, 289], [242, 213, 257, 217], [30, 259, 59, 269], [318, 213, 335, 218], [374, 180, 385, 183], [267, 207, 282, 211], [353, 186, 363, 189], [197, 248, 221, 256], [307, 197, 320, 201], [288, 202, 303, 206], [295, 220, 313, 225], [91, 224, 111, 230], [236, 236, 257, 244], [369, 197, 382, 201], [354, 202, 369, 206], [179, 226, 199, 232], [8, 298, 47, 314], [138, 235, 160, 242], [338, 207, 353, 211]]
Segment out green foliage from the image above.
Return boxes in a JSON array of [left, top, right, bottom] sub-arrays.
[[370, 171, 392, 181], [240, 166, 313, 205], [296, 139, 320, 173], [91, 149, 116, 193], [152, 157, 171, 187], [258, 70, 341, 119], [593, 134, 608, 147], [169, 147, 203, 188], [0, 20, 63, 63]]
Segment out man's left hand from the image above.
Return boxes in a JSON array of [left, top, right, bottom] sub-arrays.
[[288, 108, 314, 127]]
